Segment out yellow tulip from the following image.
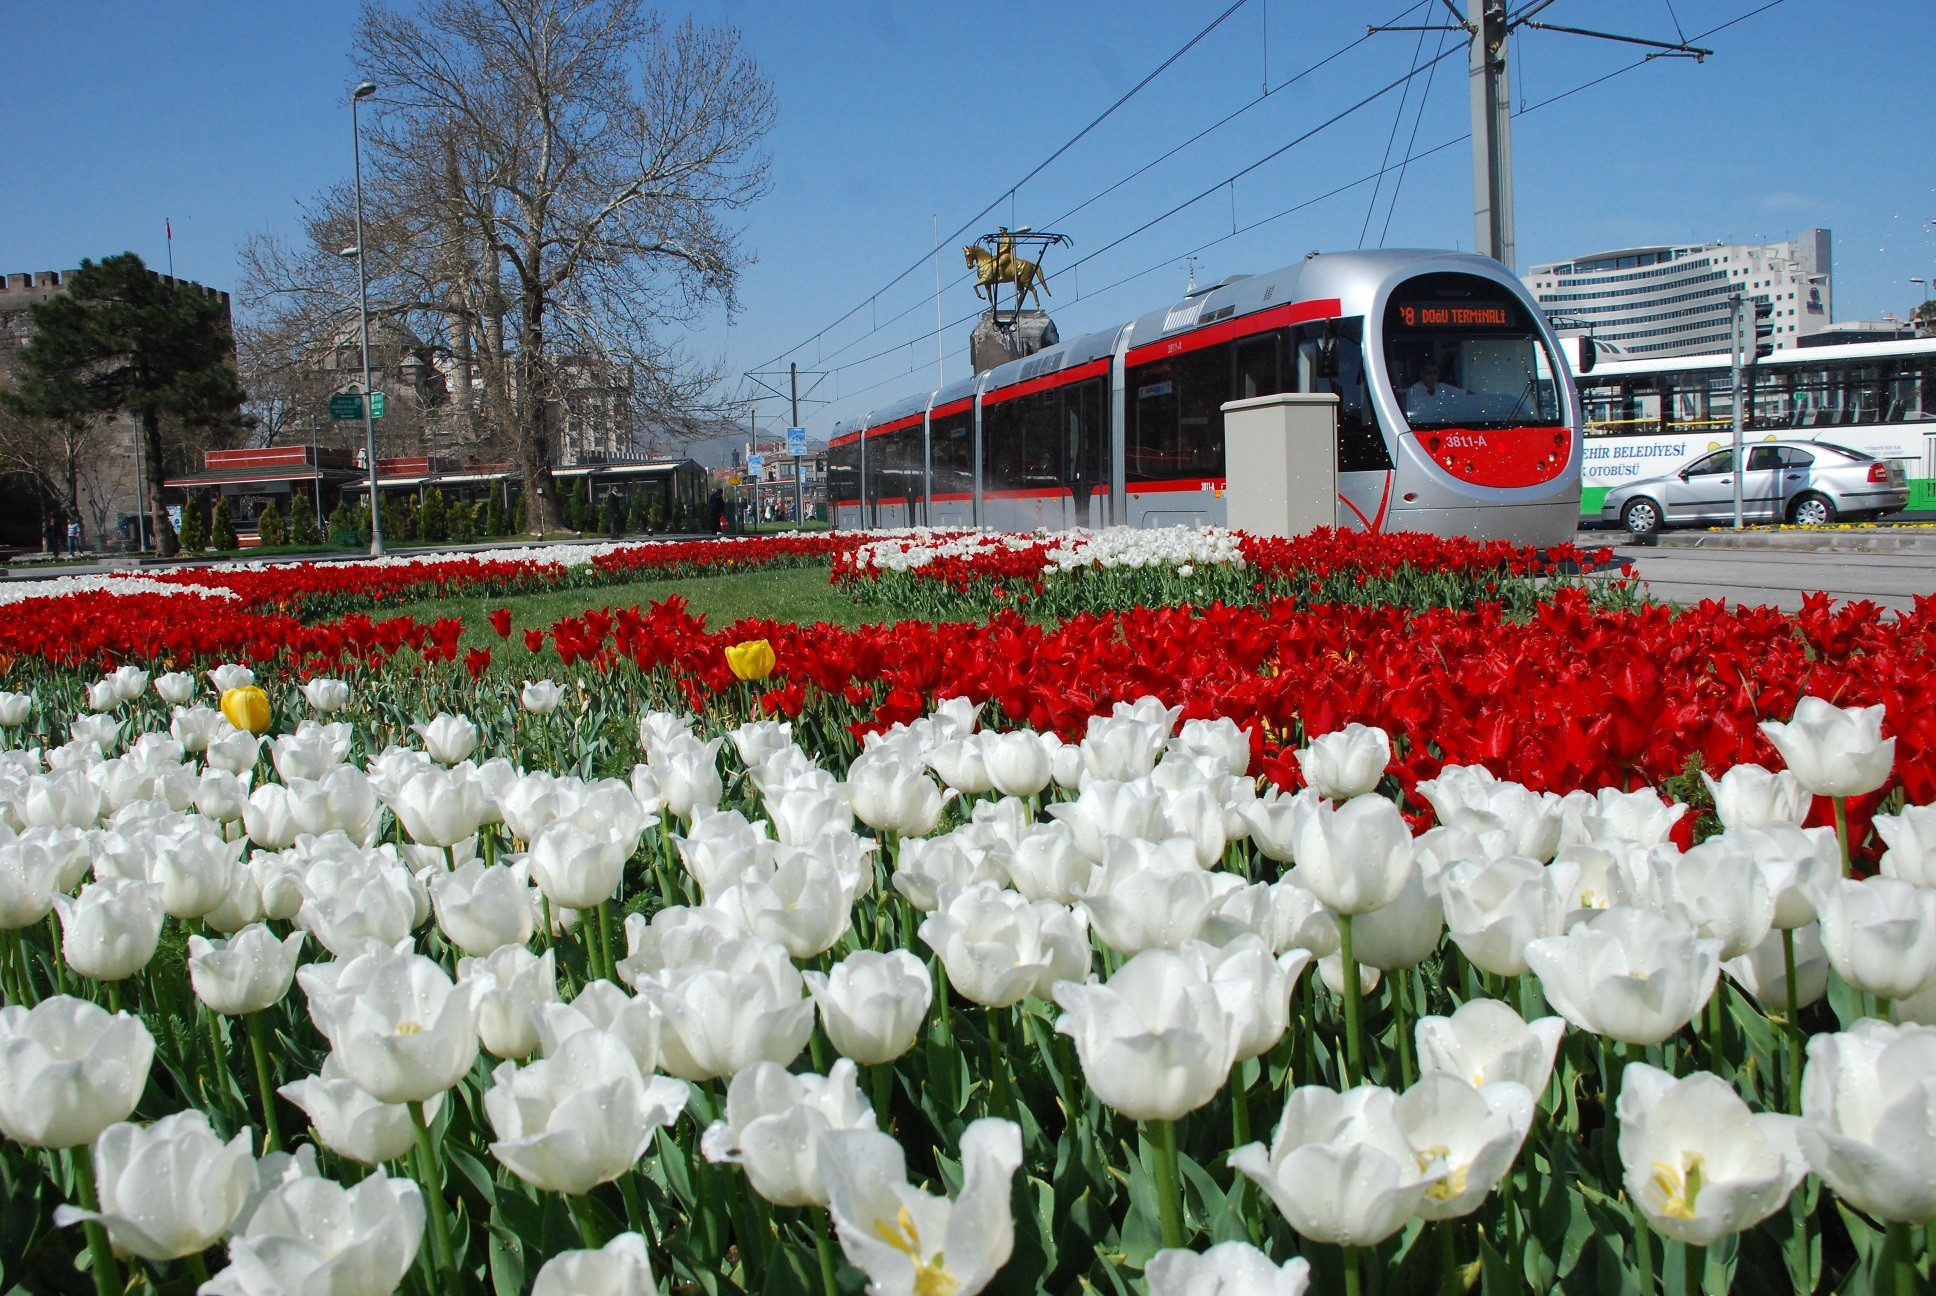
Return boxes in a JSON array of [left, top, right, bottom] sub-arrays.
[[219, 685, 272, 735], [724, 639, 776, 682]]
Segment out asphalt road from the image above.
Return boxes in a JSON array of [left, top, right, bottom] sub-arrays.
[[1577, 533, 1936, 613]]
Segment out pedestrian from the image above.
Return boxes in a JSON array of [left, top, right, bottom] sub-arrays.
[[66, 518, 81, 557], [605, 488, 624, 541], [43, 515, 60, 556]]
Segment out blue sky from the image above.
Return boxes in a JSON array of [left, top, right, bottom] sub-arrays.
[[4, 1, 1932, 435]]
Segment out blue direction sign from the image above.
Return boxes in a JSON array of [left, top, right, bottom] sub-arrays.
[[786, 426, 807, 457], [747, 454, 764, 475]]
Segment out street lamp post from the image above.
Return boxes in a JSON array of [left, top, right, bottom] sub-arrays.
[[350, 81, 384, 556]]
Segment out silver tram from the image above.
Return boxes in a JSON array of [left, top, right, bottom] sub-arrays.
[[827, 249, 1583, 545]]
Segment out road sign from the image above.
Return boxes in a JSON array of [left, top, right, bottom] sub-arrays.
[[328, 393, 362, 420], [787, 426, 807, 457], [798, 463, 808, 483], [369, 391, 385, 419], [747, 454, 764, 475]]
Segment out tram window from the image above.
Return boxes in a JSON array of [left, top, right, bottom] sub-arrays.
[[1233, 333, 1283, 400], [931, 412, 973, 496], [1296, 320, 1393, 474], [982, 400, 1022, 493], [1383, 272, 1562, 428], [827, 443, 858, 503], [1017, 389, 1063, 490], [1128, 344, 1228, 482], [1065, 378, 1105, 495], [885, 427, 919, 504]]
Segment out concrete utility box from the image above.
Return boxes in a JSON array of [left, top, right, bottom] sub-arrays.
[[1220, 393, 1339, 537]]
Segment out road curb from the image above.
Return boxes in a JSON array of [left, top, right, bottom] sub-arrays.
[[1654, 529, 1936, 555]]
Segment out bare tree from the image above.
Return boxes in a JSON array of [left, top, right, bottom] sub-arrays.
[[351, 0, 775, 530]]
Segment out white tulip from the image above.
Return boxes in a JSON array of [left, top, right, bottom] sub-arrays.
[[820, 1118, 1022, 1296], [1231, 1084, 1443, 1247], [983, 730, 1054, 797], [1812, 875, 1936, 1001], [521, 679, 565, 715], [891, 832, 1001, 913], [152, 817, 245, 919], [533, 980, 664, 1078], [301, 944, 479, 1104], [1877, 804, 1936, 888], [1348, 861, 1444, 972], [0, 691, 31, 728], [204, 1166, 423, 1296], [1442, 856, 1573, 977], [0, 995, 155, 1148], [53, 877, 164, 981], [86, 680, 119, 713], [1394, 1074, 1535, 1220], [713, 849, 858, 960], [655, 738, 723, 820], [1053, 948, 1242, 1121], [204, 728, 263, 777], [531, 1233, 661, 1296], [1186, 935, 1313, 1062], [1417, 998, 1566, 1093], [701, 1057, 877, 1207], [486, 1028, 687, 1195], [54, 1110, 253, 1259], [1146, 1242, 1310, 1296], [616, 905, 741, 987], [728, 719, 795, 768], [1798, 1019, 1936, 1222], [1295, 724, 1390, 800], [189, 924, 306, 1016], [1703, 763, 1811, 831], [170, 705, 228, 754], [242, 782, 301, 850], [1731, 823, 1840, 928], [1524, 905, 1720, 1045], [846, 758, 946, 837], [411, 712, 478, 765], [0, 837, 64, 929], [920, 883, 1090, 1008], [461, 945, 557, 1060], [1760, 697, 1895, 799], [1724, 924, 1829, 1014], [1078, 837, 1242, 954], [989, 822, 1093, 905], [1289, 794, 1414, 916], [299, 677, 350, 713], [1662, 835, 1777, 960], [1046, 778, 1172, 862], [634, 938, 816, 1082], [431, 860, 537, 956], [803, 949, 934, 1066], [1619, 1062, 1806, 1244], [207, 664, 256, 694], [151, 671, 197, 707], [389, 766, 488, 848], [1170, 716, 1252, 778]]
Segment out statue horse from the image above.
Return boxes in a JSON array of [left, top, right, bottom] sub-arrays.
[[964, 235, 1051, 310]]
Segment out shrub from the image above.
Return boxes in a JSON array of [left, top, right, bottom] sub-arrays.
[[290, 494, 321, 545], [256, 501, 286, 548], [481, 492, 507, 537], [450, 500, 477, 544], [418, 488, 449, 544], [178, 498, 207, 552], [210, 499, 238, 551]]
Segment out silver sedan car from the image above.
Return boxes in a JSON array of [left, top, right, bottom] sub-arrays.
[[1600, 439, 1908, 536]]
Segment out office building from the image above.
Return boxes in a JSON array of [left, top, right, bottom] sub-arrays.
[[1524, 229, 1832, 358]]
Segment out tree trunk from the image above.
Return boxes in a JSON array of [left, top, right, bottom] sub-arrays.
[[142, 409, 179, 557], [516, 287, 557, 535]]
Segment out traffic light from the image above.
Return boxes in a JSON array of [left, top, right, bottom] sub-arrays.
[[1751, 299, 1775, 363]]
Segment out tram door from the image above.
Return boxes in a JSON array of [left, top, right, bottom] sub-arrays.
[[1064, 378, 1107, 527]]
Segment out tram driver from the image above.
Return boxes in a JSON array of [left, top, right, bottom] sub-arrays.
[[1403, 352, 1467, 417]]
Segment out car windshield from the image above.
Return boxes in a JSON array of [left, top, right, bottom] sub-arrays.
[[1383, 273, 1563, 430]]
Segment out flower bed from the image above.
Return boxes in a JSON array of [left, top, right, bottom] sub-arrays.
[[0, 651, 1930, 1295], [835, 526, 1629, 617]]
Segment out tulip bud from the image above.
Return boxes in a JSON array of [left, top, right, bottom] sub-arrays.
[[724, 638, 776, 681], [220, 685, 272, 736]]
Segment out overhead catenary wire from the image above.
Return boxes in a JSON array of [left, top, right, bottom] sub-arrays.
[[794, 1, 1432, 379], [813, 0, 1790, 422], [750, 1, 1256, 374]]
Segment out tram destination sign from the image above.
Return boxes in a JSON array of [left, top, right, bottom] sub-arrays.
[[1393, 302, 1517, 330]]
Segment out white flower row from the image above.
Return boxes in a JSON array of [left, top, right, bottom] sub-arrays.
[[0, 574, 240, 608], [849, 525, 1247, 576]]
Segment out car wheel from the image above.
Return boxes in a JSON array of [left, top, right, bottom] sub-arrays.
[[1788, 493, 1837, 527], [1621, 498, 1662, 536]]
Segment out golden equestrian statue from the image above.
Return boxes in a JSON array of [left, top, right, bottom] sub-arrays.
[[964, 228, 1052, 310]]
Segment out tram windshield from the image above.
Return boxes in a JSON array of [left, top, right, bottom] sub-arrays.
[[1382, 273, 1563, 430]]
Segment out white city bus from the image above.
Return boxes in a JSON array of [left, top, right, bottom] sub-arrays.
[[1573, 336, 1936, 518]]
